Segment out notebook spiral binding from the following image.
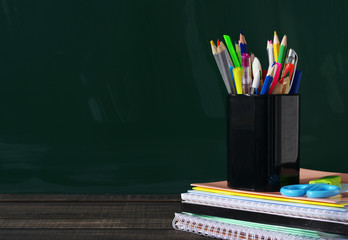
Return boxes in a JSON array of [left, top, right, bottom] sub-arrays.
[[182, 193, 348, 223], [172, 213, 316, 240]]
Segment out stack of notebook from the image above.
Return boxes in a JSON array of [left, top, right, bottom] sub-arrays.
[[173, 169, 348, 239]]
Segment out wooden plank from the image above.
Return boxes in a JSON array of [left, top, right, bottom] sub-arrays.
[[0, 194, 200, 239], [0, 202, 181, 220], [0, 229, 207, 240], [0, 194, 181, 202]]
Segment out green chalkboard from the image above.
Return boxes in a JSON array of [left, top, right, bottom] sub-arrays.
[[0, 0, 347, 193]]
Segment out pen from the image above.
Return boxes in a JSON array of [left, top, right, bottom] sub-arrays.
[[242, 53, 252, 94], [285, 49, 298, 89]]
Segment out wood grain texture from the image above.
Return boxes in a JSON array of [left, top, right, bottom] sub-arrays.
[[0, 194, 206, 240]]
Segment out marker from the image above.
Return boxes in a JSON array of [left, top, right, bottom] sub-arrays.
[[273, 31, 280, 63], [241, 53, 252, 94], [260, 64, 276, 95], [232, 67, 243, 94], [223, 35, 241, 68]]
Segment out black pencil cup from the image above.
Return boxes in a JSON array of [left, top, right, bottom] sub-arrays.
[[227, 94, 300, 191]]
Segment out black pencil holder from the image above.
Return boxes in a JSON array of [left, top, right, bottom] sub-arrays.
[[227, 94, 300, 191]]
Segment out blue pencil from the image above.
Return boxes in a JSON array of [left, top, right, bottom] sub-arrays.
[[260, 64, 276, 95]]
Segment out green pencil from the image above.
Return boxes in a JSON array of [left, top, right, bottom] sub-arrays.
[[277, 35, 287, 66], [223, 35, 241, 68], [234, 41, 242, 66]]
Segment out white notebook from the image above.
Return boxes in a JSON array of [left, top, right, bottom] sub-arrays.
[[172, 212, 345, 240], [182, 191, 348, 224]]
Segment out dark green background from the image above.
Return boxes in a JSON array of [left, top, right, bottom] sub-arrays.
[[0, 0, 347, 193]]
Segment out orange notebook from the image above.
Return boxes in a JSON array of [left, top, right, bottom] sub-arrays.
[[192, 168, 348, 208]]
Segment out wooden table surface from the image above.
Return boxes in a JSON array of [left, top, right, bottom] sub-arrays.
[[0, 194, 207, 240]]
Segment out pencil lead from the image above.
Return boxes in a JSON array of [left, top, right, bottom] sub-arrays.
[[217, 39, 220, 46], [210, 40, 215, 46]]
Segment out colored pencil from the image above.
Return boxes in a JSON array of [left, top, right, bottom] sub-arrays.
[[277, 35, 287, 67], [273, 31, 280, 63], [210, 40, 231, 93]]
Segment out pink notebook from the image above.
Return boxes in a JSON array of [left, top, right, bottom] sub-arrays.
[[192, 168, 348, 205]]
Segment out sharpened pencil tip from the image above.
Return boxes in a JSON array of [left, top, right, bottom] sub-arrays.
[[274, 31, 277, 36], [210, 40, 215, 46], [217, 39, 220, 46]]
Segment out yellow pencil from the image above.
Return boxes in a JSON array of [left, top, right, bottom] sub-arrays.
[[273, 31, 280, 63]]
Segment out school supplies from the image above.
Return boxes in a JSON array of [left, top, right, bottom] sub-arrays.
[[260, 64, 275, 94], [210, 31, 301, 95], [277, 35, 287, 67], [173, 169, 348, 239], [223, 35, 241, 68], [273, 31, 280, 62], [210, 41, 232, 93], [229, 66, 237, 94], [250, 57, 262, 94], [217, 42, 236, 93], [268, 62, 281, 94], [281, 183, 341, 198], [267, 40, 274, 68], [241, 53, 252, 94], [289, 69, 302, 94], [234, 41, 242, 65], [281, 175, 343, 198], [232, 67, 243, 94], [172, 213, 345, 240], [239, 31, 247, 55]]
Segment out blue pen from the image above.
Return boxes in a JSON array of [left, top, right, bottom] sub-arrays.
[[260, 64, 276, 95], [289, 70, 302, 94]]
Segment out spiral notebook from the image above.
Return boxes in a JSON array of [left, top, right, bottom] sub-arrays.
[[172, 212, 345, 240], [181, 202, 348, 235], [182, 191, 348, 223], [191, 168, 348, 208]]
